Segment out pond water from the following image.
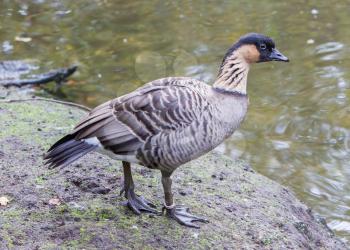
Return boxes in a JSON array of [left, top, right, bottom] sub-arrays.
[[1, 0, 350, 242]]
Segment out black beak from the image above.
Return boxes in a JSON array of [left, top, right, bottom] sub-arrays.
[[269, 48, 289, 62]]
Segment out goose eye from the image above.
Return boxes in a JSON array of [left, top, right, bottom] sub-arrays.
[[260, 43, 267, 50]]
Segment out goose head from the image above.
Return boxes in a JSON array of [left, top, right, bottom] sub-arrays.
[[214, 33, 289, 94], [226, 33, 289, 64]]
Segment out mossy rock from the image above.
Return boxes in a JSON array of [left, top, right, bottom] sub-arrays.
[[0, 98, 347, 249]]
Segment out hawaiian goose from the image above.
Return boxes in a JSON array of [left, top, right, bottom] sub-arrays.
[[45, 33, 288, 228]]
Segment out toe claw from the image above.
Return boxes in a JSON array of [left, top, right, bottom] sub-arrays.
[[122, 189, 159, 215], [182, 220, 200, 229], [139, 196, 157, 208], [164, 205, 208, 228], [127, 199, 141, 215]]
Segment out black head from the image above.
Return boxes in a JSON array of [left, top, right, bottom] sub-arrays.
[[225, 33, 289, 63]]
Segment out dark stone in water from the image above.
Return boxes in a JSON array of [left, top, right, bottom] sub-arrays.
[[0, 60, 77, 87]]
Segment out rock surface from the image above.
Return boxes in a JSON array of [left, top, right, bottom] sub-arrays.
[[0, 90, 347, 249]]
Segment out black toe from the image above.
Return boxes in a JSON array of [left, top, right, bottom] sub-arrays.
[[121, 188, 159, 215], [164, 205, 209, 228]]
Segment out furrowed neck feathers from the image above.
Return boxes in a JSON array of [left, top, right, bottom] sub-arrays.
[[213, 45, 258, 95]]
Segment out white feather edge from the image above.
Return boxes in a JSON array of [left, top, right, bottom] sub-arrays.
[[83, 137, 139, 164]]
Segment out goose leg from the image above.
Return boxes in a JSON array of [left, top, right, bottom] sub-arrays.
[[120, 161, 158, 214], [161, 171, 209, 228]]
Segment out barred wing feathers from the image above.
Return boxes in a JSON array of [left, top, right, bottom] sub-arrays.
[[45, 77, 212, 171]]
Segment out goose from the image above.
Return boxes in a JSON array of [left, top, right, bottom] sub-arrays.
[[45, 33, 289, 228]]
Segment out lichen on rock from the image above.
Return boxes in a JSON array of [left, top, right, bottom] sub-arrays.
[[0, 94, 347, 249]]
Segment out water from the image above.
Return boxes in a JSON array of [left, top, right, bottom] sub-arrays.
[[1, 0, 350, 242]]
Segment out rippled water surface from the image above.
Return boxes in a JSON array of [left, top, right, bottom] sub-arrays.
[[1, 0, 350, 242]]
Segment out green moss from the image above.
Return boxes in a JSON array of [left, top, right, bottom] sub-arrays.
[[78, 226, 93, 245], [0, 102, 86, 146], [40, 243, 62, 250], [35, 176, 46, 185], [56, 200, 121, 222], [62, 239, 80, 249], [0, 100, 345, 249], [1, 209, 23, 219], [0, 231, 14, 249]]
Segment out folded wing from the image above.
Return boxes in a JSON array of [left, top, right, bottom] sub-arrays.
[[45, 77, 209, 169]]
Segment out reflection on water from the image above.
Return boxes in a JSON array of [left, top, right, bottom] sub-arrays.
[[1, 0, 350, 242]]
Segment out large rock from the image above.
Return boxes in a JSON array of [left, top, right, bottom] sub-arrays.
[[0, 92, 347, 249]]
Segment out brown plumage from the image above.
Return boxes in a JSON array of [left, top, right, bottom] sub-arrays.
[[45, 33, 288, 228]]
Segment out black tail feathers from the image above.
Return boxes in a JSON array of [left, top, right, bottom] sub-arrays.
[[44, 134, 97, 169]]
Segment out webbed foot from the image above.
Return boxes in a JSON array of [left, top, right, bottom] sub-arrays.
[[163, 205, 209, 228], [120, 187, 159, 215]]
